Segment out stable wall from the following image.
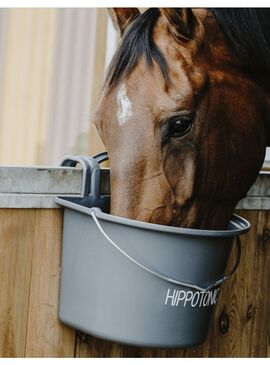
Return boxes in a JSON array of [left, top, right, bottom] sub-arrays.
[[0, 166, 269, 357]]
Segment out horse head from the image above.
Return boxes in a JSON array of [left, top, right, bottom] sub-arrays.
[[94, 8, 270, 229]]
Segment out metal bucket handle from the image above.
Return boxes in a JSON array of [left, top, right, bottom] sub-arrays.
[[90, 207, 241, 292]]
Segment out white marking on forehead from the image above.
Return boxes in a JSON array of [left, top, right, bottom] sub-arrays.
[[117, 83, 133, 126]]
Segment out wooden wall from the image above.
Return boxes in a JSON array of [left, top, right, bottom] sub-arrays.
[[0, 207, 269, 358]]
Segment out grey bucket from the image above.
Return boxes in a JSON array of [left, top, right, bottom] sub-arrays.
[[56, 155, 250, 348]]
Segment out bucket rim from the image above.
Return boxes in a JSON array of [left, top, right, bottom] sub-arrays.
[[55, 196, 250, 238]]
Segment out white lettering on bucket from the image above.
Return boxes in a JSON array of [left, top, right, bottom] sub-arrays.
[[165, 289, 177, 306], [164, 288, 220, 308], [176, 291, 186, 306], [203, 291, 211, 306], [191, 291, 200, 307], [184, 291, 193, 307]]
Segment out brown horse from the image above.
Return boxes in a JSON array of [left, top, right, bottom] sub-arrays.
[[94, 8, 270, 230]]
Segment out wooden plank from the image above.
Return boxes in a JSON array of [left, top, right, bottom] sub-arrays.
[[207, 209, 259, 357], [74, 335, 186, 358], [248, 210, 270, 357], [121, 345, 186, 358], [0, 209, 36, 357], [24, 209, 75, 357], [183, 210, 269, 357], [74, 334, 123, 358], [0, 178, 269, 357], [0, 209, 268, 357]]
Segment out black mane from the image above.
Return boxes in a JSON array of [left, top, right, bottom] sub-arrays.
[[105, 8, 168, 90], [211, 8, 270, 70], [106, 8, 270, 91]]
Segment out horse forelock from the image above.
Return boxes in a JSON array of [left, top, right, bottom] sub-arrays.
[[105, 8, 170, 92], [105, 8, 270, 94]]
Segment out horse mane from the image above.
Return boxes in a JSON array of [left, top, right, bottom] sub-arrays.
[[211, 8, 270, 70], [105, 8, 270, 92], [105, 8, 168, 91]]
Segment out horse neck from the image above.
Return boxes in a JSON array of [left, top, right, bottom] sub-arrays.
[[244, 67, 270, 95]]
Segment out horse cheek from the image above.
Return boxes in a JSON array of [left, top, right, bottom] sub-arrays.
[[163, 145, 197, 208]]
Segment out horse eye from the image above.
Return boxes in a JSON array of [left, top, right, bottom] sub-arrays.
[[168, 116, 193, 138]]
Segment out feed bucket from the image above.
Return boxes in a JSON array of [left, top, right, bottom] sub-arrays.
[[56, 155, 250, 348]]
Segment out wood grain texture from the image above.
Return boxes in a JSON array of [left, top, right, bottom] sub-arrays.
[[0, 208, 268, 357], [24, 209, 75, 357], [0, 209, 75, 357], [183, 209, 270, 358], [0, 209, 36, 357], [74, 333, 123, 358]]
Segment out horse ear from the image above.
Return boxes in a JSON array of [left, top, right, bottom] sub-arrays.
[[108, 8, 140, 35], [160, 8, 195, 41]]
